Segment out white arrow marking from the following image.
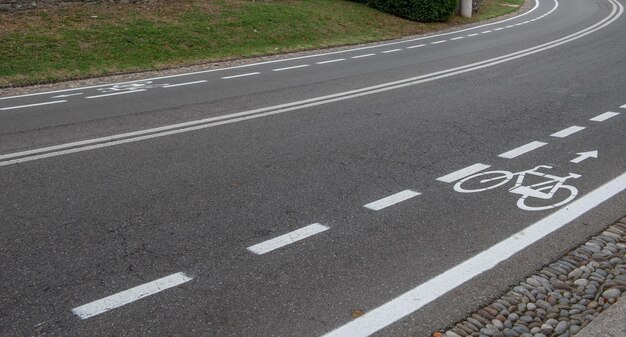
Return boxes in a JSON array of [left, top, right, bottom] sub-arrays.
[[571, 150, 598, 163]]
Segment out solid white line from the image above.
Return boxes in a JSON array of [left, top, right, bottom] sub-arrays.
[[364, 190, 421, 211], [498, 141, 548, 159], [450, 36, 465, 40], [86, 90, 146, 99], [351, 54, 376, 59], [550, 125, 586, 138], [321, 169, 626, 337], [0, 100, 67, 111], [590, 111, 620, 122], [1, 0, 619, 167], [467, 33, 479, 37], [381, 49, 401, 54], [52, 93, 83, 98], [0, 0, 545, 101], [221, 72, 260, 79], [247, 223, 329, 255], [272, 64, 310, 72], [436, 163, 491, 183], [71, 272, 192, 319], [316, 59, 346, 64], [406, 44, 426, 49], [162, 80, 207, 88]]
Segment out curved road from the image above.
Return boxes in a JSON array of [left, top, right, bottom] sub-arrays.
[[1, 0, 625, 336]]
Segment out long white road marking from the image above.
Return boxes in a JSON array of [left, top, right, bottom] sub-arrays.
[[351, 53, 376, 59], [481, 30, 492, 34], [162, 80, 207, 88], [52, 93, 83, 98], [0, 100, 67, 111], [0, 0, 546, 102], [86, 90, 146, 99], [406, 44, 426, 49], [431, 40, 447, 44], [590, 111, 620, 122], [467, 33, 479, 37], [0, 0, 619, 167], [550, 125, 585, 138], [451, 36, 465, 40], [364, 190, 421, 211], [494, 27, 504, 31], [381, 49, 402, 54], [71, 272, 192, 319], [247, 223, 329, 255], [221, 72, 260, 79], [272, 64, 310, 72], [316, 59, 346, 65], [498, 141, 548, 159], [506, 25, 515, 28], [436, 163, 491, 183], [321, 169, 626, 337]]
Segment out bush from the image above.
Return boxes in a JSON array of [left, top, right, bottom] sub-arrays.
[[353, 0, 457, 22]]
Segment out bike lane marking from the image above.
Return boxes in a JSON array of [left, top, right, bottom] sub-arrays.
[[498, 141, 548, 159], [550, 125, 585, 138], [321, 169, 626, 337], [436, 163, 491, 183], [247, 223, 329, 255], [590, 111, 620, 122], [71, 272, 192, 319], [363, 190, 421, 211]]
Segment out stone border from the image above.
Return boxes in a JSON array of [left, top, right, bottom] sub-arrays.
[[433, 216, 626, 337]]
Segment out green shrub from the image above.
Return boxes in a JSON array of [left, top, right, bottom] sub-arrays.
[[353, 0, 457, 22]]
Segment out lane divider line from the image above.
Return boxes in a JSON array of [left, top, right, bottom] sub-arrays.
[[406, 44, 426, 49], [221, 72, 260, 79], [321, 169, 626, 337], [498, 141, 548, 159], [620, 104, 626, 108], [364, 190, 421, 211], [431, 40, 447, 44], [481, 30, 492, 34], [436, 163, 491, 183], [590, 111, 620, 122], [51, 93, 83, 98], [451, 36, 465, 40], [0, 100, 67, 111], [272, 64, 310, 72], [381, 49, 402, 54], [467, 33, 479, 37], [247, 223, 329, 255], [86, 90, 146, 99], [550, 125, 586, 138], [71, 272, 192, 320], [162, 80, 207, 88], [316, 59, 346, 65], [351, 54, 376, 59]]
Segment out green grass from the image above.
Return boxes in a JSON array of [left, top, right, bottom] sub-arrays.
[[0, 0, 524, 87]]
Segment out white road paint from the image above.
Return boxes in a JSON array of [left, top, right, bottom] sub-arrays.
[[162, 80, 208, 88], [498, 141, 548, 159], [247, 223, 329, 255], [321, 169, 626, 337], [620, 104, 626, 108], [351, 54, 376, 59], [381, 49, 402, 54], [86, 90, 146, 99], [431, 40, 447, 44], [550, 125, 585, 138], [272, 64, 310, 72], [494, 27, 504, 31], [506, 25, 515, 28], [71, 272, 192, 319], [52, 93, 83, 98], [590, 111, 620, 122], [451, 36, 465, 40], [571, 150, 598, 163], [364, 190, 421, 211], [467, 33, 479, 37], [436, 163, 491, 183], [1, 0, 619, 168], [221, 72, 261, 79], [0, 0, 546, 101], [0, 100, 67, 111], [482, 30, 492, 34], [316, 59, 346, 64], [406, 44, 426, 49]]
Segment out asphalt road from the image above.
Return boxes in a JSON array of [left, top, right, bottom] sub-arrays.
[[1, 0, 626, 336]]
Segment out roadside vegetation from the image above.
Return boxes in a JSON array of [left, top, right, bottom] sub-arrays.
[[0, 0, 523, 87]]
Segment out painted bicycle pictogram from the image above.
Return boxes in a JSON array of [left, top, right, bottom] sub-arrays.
[[453, 165, 581, 211]]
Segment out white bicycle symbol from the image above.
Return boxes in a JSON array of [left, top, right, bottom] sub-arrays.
[[98, 81, 168, 93], [453, 165, 581, 211]]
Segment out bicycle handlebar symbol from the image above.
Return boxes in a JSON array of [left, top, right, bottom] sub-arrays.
[[453, 165, 580, 211]]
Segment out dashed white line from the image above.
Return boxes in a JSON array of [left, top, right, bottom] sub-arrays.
[[451, 36, 465, 40], [590, 111, 620, 121], [506, 25, 515, 28], [620, 104, 626, 108], [481, 30, 492, 34], [52, 93, 83, 98], [494, 27, 504, 31], [498, 141, 548, 159], [86, 90, 146, 99], [467, 33, 479, 37], [272, 64, 310, 72], [431, 40, 447, 44], [382, 49, 402, 54], [364, 190, 421, 211], [436, 163, 491, 183], [316, 58, 346, 65], [322, 169, 626, 337], [162, 80, 208, 88], [351, 53, 376, 59], [247, 223, 329, 255], [550, 125, 586, 138], [516, 22, 525, 25], [0, 100, 67, 111], [524, 20, 531, 23], [407, 44, 426, 49], [221, 72, 261, 79], [71, 272, 192, 319]]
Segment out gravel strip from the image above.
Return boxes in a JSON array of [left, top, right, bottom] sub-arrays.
[[434, 216, 626, 337]]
